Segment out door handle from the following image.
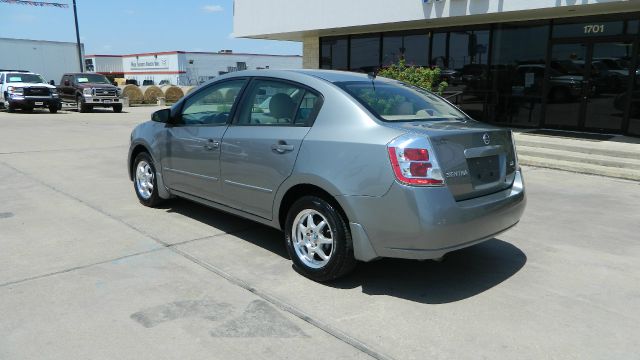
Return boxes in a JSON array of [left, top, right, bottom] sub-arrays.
[[271, 142, 294, 153], [204, 139, 220, 151]]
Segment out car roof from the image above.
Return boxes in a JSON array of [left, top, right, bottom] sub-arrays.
[[217, 69, 379, 84]]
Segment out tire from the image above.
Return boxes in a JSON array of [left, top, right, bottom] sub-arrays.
[[23, 106, 33, 113], [76, 96, 90, 113], [285, 196, 356, 282], [132, 152, 164, 207], [49, 104, 58, 113], [113, 103, 123, 113]]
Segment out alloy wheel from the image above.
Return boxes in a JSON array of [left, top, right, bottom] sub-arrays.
[[291, 209, 334, 269], [135, 160, 154, 200]]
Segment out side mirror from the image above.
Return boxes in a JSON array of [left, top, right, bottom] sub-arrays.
[[49, 80, 55, 85], [64, 80, 70, 86], [152, 108, 172, 123]]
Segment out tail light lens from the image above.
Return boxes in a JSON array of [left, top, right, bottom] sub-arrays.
[[388, 135, 444, 186]]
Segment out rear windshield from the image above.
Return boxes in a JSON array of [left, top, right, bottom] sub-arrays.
[[7, 73, 44, 83], [337, 80, 467, 121], [75, 74, 110, 84]]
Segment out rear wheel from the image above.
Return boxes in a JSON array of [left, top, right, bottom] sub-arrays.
[[285, 196, 356, 282], [49, 104, 58, 113], [133, 152, 163, 207], [113, 103, 123, 113]]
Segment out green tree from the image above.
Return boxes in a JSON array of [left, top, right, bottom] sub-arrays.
[[377, 59, 448, 95]]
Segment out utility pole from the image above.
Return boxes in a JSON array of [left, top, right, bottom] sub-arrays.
[[72, 0, 83, 72]]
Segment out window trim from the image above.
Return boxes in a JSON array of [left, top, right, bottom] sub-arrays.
[[229, 77, 324, 128], [171, 77, 250, 127]]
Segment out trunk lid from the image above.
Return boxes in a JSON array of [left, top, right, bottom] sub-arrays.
[[386, 120, 518, 201]]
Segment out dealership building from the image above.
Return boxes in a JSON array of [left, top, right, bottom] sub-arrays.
[[234, 0, 640, 136], [85, 51, 302, 86]]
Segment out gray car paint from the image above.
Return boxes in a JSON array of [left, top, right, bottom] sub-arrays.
[[128, 69, 526, 262]]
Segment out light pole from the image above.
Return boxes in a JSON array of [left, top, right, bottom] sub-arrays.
[[72, 0, 83, 72]]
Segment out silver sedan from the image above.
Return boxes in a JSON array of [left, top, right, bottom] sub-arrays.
[[128, 69, 526, 281]]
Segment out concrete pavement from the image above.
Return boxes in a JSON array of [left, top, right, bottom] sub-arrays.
[[1, 106, 639, 359]]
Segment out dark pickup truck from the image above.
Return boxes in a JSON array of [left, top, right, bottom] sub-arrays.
[[57, 73, 123, 113]]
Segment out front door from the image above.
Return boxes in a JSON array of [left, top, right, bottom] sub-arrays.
[[219, 78, 322, 219], [163, 79, 247, 200], [544, 40, 634, 132]]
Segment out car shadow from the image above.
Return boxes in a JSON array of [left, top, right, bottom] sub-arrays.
[[163, 199, 527, 304]]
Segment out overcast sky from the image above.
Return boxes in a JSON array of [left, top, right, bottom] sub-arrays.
[[0, 0, 302, 55]]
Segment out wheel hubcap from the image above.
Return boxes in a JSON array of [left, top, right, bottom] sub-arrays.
[[135, 161, 154, 200], [292, 209, 334, 269]]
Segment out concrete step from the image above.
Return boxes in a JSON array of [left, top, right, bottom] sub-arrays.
[[516, 139, 639, 160], [519, 154, 640, 181], [517, 145, 640, 171]]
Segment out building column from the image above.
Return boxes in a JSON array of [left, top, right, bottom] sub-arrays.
[[302, 37, 320, 69]]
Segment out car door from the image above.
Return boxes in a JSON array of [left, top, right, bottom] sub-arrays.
[[219, 78, 322, 219], [163, 78, 248, 201]]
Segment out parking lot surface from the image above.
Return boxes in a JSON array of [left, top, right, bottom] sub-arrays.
[[1, 106, 639, 360]]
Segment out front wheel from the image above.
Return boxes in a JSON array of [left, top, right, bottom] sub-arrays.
[[132, 152, 163, 207], [113, 103, 123, 113], [76, 96, 91, 113], [49, 104, 58, 113], [285, 196, 356, 282]]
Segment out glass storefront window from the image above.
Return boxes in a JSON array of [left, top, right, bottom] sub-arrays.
[[431, 32, 447, 68], [382, 32, 429, 67], [627, 45, 640, 136], [491, 24, 550, 126], [627, 20, 639, 34], [553, 20, 624, 38], [350, 34, 381, 72], [320, 37, 348, 70]]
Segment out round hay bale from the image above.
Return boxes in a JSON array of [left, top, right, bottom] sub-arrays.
[[140, 85, 164, 104], [161, 85, 184, 103], [118, 84, 143, 104], [180, 86, 196, 96]]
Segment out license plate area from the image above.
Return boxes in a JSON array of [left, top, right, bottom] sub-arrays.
[[34, 102, 44, 106], [467, 155, 500, 187], [103, 99, 111, 104]]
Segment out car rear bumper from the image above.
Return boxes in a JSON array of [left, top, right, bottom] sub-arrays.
[[338, 170, 526, 261]]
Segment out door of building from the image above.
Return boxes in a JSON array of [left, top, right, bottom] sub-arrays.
[[544, 40, 635, 132]]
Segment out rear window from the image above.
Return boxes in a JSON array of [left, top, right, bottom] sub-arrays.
[[337, 81, 467, 121]]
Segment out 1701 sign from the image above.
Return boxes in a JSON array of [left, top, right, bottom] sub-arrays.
[[583, 24, 605, 34]]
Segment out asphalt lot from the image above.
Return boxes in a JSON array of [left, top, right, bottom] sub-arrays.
[[1, 106, 639, 360]]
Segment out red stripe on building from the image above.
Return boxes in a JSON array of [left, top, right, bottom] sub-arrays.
[[123, 71, 186, 75]]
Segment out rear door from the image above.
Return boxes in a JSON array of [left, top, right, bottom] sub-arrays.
[[163, 78, 248, 201], [219, 78, 322, 219]]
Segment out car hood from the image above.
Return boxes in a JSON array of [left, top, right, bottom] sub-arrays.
[[6, 82, 56, 89]]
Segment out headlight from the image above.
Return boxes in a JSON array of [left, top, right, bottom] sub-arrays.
[[50, 88, 58, 94], [116, 88, 122, 97], [7, 86, 23, 94], [83, 88, 93, 95]]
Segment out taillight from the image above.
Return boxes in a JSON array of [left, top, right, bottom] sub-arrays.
[[388, 136, 444, 186]]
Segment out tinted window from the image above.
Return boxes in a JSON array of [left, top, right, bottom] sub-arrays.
[[491, 24, 549, 125], [431, 32, 447, 68], [382, 32, 429, 67], [320, 37, 348, 70], [237, 79, 320, 126], [338, 81, 467, 121], [180, 79, 246, 126], [350, 34, 381, 72]]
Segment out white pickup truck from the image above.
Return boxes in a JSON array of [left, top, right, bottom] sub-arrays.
[[0, 70, 61, 113]]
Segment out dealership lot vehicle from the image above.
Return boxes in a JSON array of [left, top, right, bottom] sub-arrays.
[[128, 70, 526, 281], [0, 70, 61, 113], [58, 72, 122, 113]]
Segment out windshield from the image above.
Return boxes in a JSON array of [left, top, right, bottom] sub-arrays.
[[7, 73, 45, 83], [337, 81, 467, 121], [75, 74, 110, 84]]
